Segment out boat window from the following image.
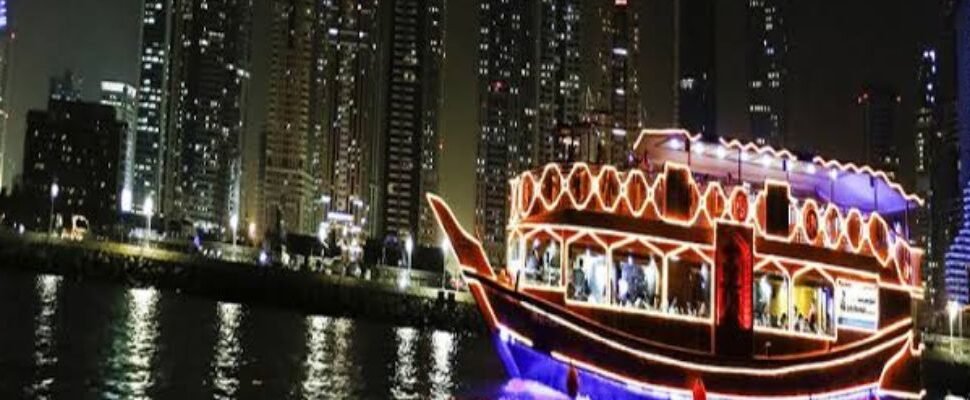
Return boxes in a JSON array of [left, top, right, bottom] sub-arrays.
[[666, 253, 711, 317], [792, 270, 836, 336], [520, 234, 562, 287], [567, 242, 609, 304], [766, 185, 790, 237], [665, 167, 692, 220], [612, 246, 663, 311], [754, 270, 789, 329]]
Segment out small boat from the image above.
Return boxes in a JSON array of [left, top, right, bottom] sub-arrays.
[[430, 130, 925, 399]]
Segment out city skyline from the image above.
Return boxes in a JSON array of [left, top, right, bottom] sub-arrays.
[[0, 0, 947, 234]]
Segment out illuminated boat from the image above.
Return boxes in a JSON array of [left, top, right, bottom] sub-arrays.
[[429, 130, 926, 399]]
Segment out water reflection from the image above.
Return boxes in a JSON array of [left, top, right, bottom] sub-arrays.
[[301, 316, 356, 399], [429, 330, 456, 399], [392, 326, 419, 399], [31, 274, 61, 398], [103, 287, 159, 399], [212, 302, 242, 399]]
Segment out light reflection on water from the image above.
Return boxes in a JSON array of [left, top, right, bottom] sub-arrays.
[[103, 287, 159, 400], [30, 274, 61, 398], [0, 271, 507, 399], [212, 302, 242, 399], [392, 326, 420, 399]]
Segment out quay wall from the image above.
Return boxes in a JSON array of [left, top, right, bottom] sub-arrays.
[[0, 233, 483, 332]]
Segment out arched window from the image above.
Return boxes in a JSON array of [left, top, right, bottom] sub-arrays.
[[567, 234, 609, 304], [754, 262, 790, 329], [611, 241, 664, 311], [519, 230, 562, 288], [792, 267, 836, 337], [666, 248, 712, 318]]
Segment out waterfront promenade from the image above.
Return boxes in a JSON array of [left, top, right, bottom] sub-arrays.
[[0, 232, 481, 332]]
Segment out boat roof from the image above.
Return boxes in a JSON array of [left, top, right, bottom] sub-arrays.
[[632, 130, 924, 215]]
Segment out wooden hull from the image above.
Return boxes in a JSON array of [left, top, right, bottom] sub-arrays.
[[427, 194, 923, 399]]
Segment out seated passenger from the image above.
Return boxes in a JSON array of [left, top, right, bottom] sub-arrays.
[[570, 259, 588, 301]]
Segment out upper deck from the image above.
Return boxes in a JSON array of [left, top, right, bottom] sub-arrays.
[[508, 130, 922, 293]]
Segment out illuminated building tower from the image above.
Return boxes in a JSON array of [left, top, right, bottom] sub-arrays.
[[261, 0, 322, 235], [858, 85, 900, 178], [747, 0, 787, 145], [476, 0, 537, 263], [372, 0, 445, 245], [319, 0, 379, 231], [674, 0, 716, 139], [0, 0, 11, 189], [945, 0, 970, 305], [99, 81, 138, 212], [911, 49, 947, 305], [48, 70, 83, 102], [133, 0, 173, 215], [22, 100, 124, 232], [165, 0, 252, 231], [595, 0, 639, 162], [534, 0, 582, 165]]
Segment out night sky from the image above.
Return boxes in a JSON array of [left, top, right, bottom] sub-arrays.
[[3, 0, 944, 227]]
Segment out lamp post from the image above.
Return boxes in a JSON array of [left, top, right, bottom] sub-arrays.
[[441, 238, 450, 289], [229, 214, 239, 247], [143, 196, 154, 243], [49, 182, 59, 236], [405, 235, 414, 289], [948, 300, 959, 354]]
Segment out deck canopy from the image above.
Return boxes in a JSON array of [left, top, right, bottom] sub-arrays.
[[633, 130, 923, 215]]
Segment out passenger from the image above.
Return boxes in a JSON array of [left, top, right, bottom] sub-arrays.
[[571, 258, 588, 301]]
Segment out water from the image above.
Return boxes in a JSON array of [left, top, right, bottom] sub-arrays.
[[0, 270, 510, 399]]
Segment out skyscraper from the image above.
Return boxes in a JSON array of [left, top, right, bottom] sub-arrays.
[[320, 0, 379, 231], [261, 0, 322, 235], [372, 0, 445, 245], [99, 81, 138, 212], [675, 0, 716, 139], [133, 0, 173, 215], [747, 0, 787, 145], [0, 0, 12, 189], [476, 0, 537, 263], [535, 0, 582, 165], [596, 0, 639, 160], [49, 70, 83, 102], [165, 0, 252, 231], [945, 0, 970, 305], [858, 85, 901, 177]]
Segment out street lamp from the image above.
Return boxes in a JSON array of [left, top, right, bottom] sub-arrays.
[[948, 300, 960, 354], [49, 182, 59, 236], [229, 214, 239, 246], [404, 235, 414, 289], [440, 238, 450, 289], [143, 196, 154, 243]]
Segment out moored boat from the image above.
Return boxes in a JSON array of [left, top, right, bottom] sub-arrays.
[[430, 129, 925, 399]]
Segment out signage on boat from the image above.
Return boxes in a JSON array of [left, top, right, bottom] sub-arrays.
[[836, 279, 878, 331]]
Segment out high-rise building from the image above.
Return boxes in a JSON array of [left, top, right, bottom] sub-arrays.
[[675, 0, 717, 139], [261, 0, 322, 235], [945, 0, 970, 305], [858, 85, 901, 177], [534, 0, 582, 165], [747, 0, 787, 145], [0, 0, 12, 189], [99, 81, 138, 212], [372, 0, 445, 245], [165, 0, 252, 231], [49, 70, 83, 102], [595, 0, 639, 161], [319, 0, 380, 232], [133, 0, 173, 215], [476, 0, 538, 263], [22, 100, 123, 232]]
